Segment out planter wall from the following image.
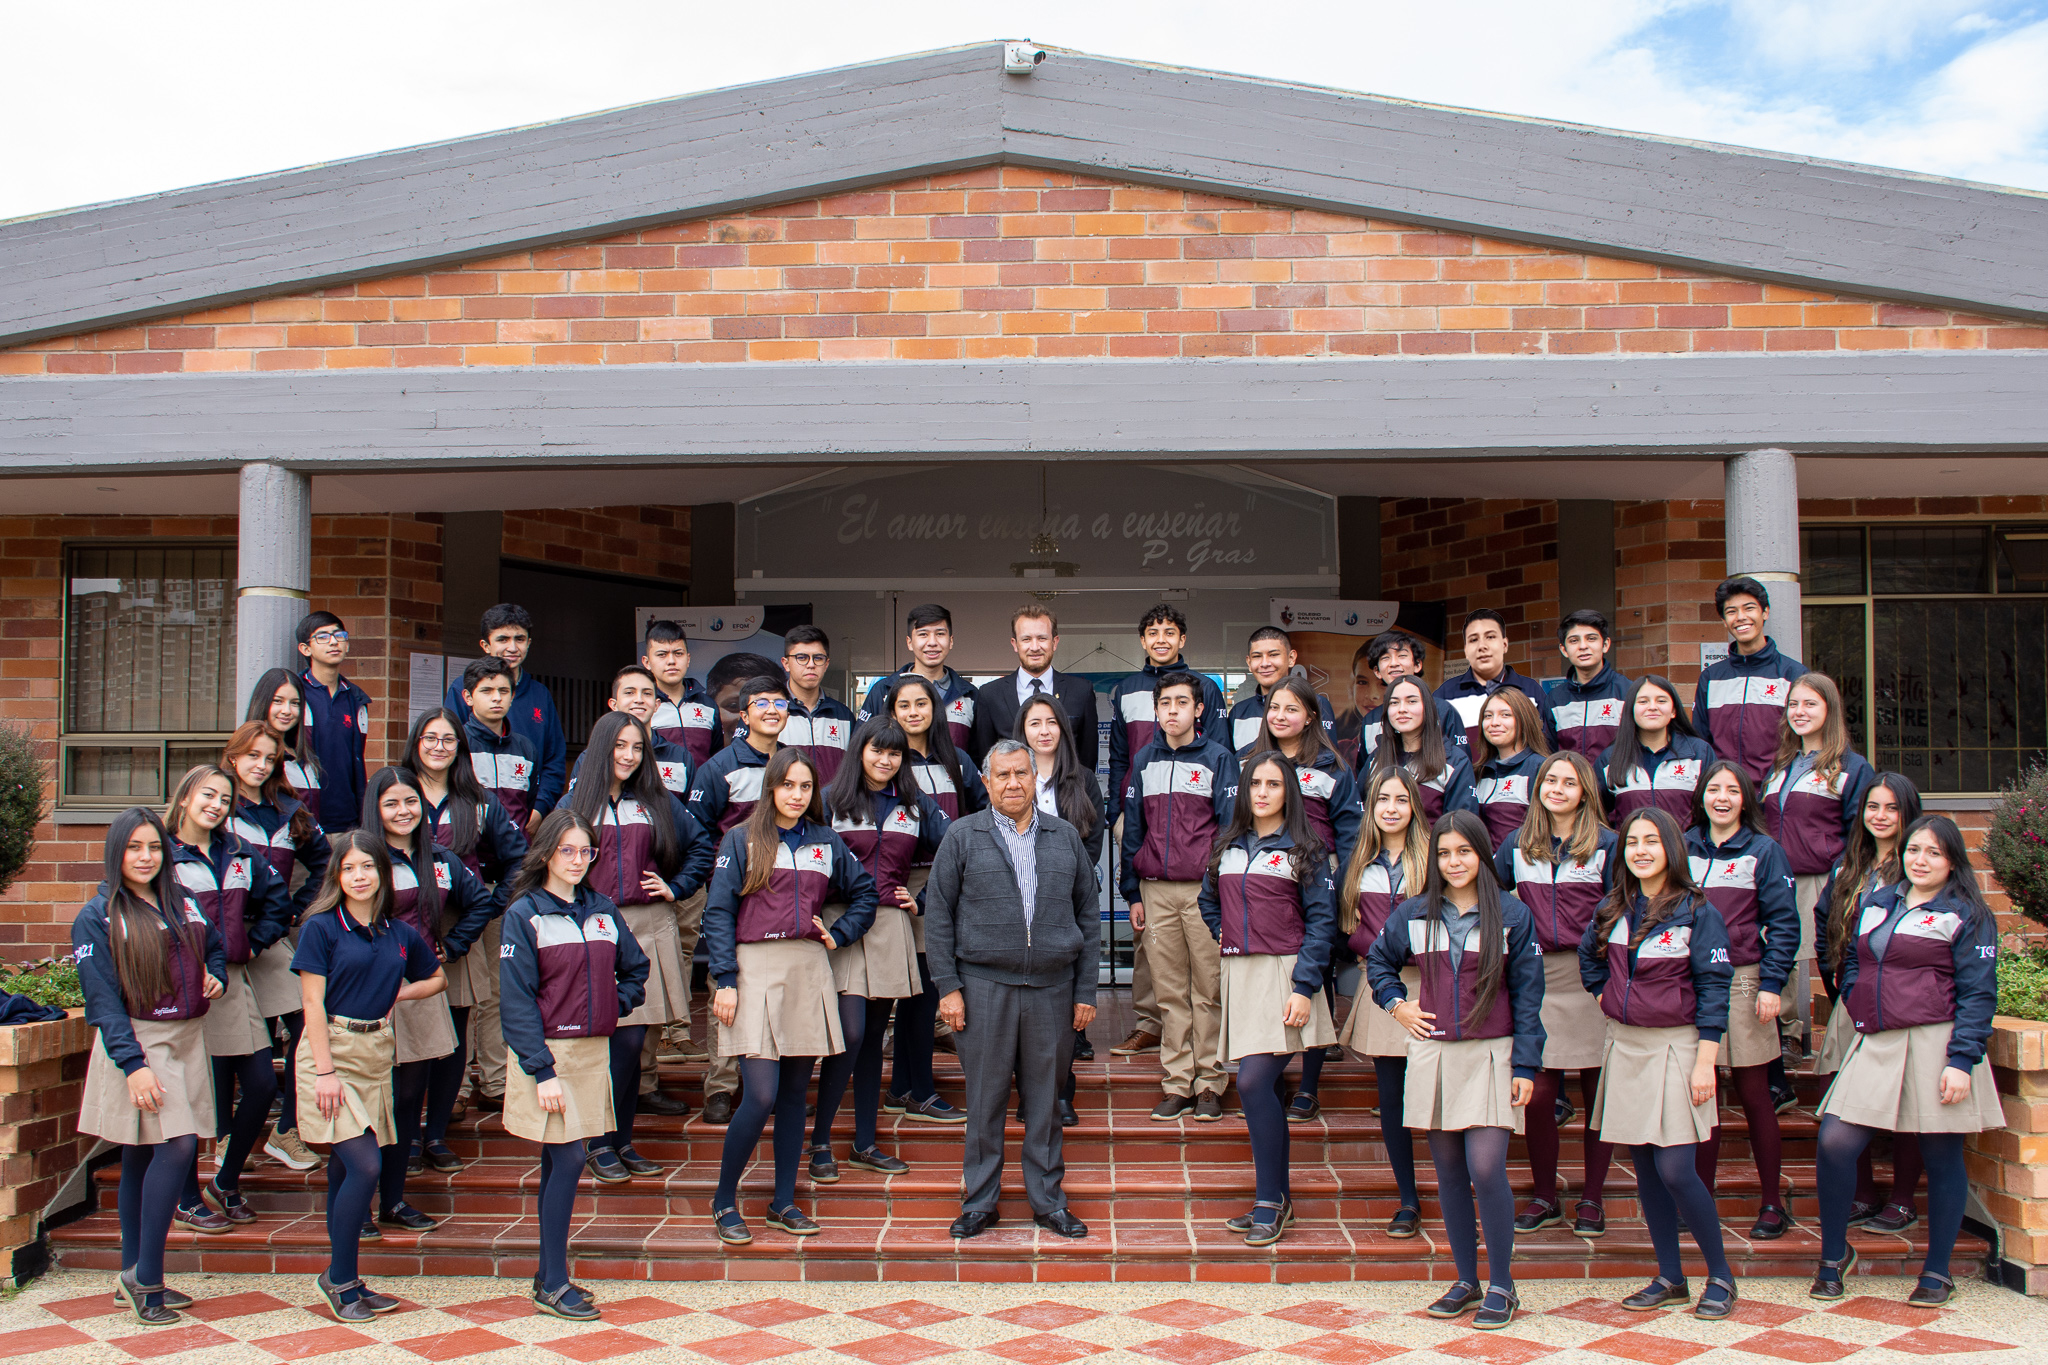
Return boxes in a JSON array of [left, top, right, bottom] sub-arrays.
[[0, 1009, 92, 1286]]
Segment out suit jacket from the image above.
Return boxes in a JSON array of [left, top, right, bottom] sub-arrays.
[[971, 671, 1100, 773]]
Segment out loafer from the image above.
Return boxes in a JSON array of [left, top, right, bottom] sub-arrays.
[[201, 1180, 257, 1224], [1513, 1198, 1562, 1233], [315, 1271, 375, 1323], [1864, 1202, 1918, 1234], [115, 1269, 182, 1326], [766, 1204, 821, 1236], [1809, 1246, 1858, 1300], [377, 1202, 438, 1232], [470, 1092, 504, 1113], [712, 1205, 752, 1246], [950, 1209, 999, 1239], [699, 1092, 735, 1125], [1907, 1271, 1954, 1308], [1224, 1200, 1294, 1235], [1151, 1094, 1194, 1121], [1386, 1207, 1421, 1239], [1193, 1091, 1225, 1122], [1572, 1201, 1607, 1239], [1322, 1044, 1345, 1062], [1425, 1282, 1481, 1318], [1622, 1276, 1690, 1310], [421, 1141, 464, 1173], [585, 1147, 632, 1184], [809, 1146, 840, 1184], [1750, 1204, 1791, 1240], [1058, 1099, 1078, 1128], [615, 1145, 662, 1177], [1473, 1286, 1519, 1330], [638, 1089, 690, 1117], [172, 1203, 232, 1235], [1694, 1275, 1738, 1320], [533, 1282, 600, 1321], [1285, 1093, 1321, 1123], [1111, 1028, 1161, 1056], [1034, 1207, 1088, 1238], [849, 1147, 910, 1174], [904, 1095, 965, 1124]]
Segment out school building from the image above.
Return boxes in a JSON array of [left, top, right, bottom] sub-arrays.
[[1, 41, 2045, 954]]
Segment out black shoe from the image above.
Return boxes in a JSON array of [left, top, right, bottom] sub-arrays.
[[809, 1146, 840, 1184], [766, 1204, 821, 1236], [615, 1145, 662, 1177], [172, 1203, 232, 1235], [1809, 1246, 1857, 1300], [903, 1095, 965, 1124], [1322, 1044, 1344, 1062], [1386, 1207, 1421, 1239], [950, 1209, 999, 1239], [1073, 1032, 1095, 1061], [1193, 1091, 1225, 1122], [112, 1284, 194, 1310], [1907, 1271, 1954, 1308], [1224, 1200, 1294, 1234], [849, 1147, 910, 1174], [1555, 1096, 1577, 1126], [1035, 1207, 1088, 1238], [532, 1274, 595, 1304], [1285, 1093, 1321, 1123], [712, 1205, 752, 1246], [316, 1271, 375, 1323], [1864, 1202, 1918, 1234], [1473, 1286, 1518, 1330], [359, 1220, 382, 1242], [115, 1269, 182, 1326], [1771, 1082, 1798, 1113], [1845, 1199, 1881, 1227], [421, 1141, 464, 1173], [1058, 1099, 1078, 1128], [638, 1089, 690, 1117], [378, 1203, 438, 1233], [585, 1147, 632, 1184], [1572, 1201, 1607, 1238], [1514, 1198, 1563, 1233], [1694, 1275, 1738, 1320], [534, 1282, 600, 1321], [1751, 1204, 1791, 1240], [700, 1092, 735, 1125], [883, 1092, 910, 1114], [1151, 1094, 1194, 1121], [201, 1179, 257, 1224], [470, 1092, 504, 1113], [1622, 1276, 1689, 1310], [1425, 1282, 1481, 1318], [355, 1283, 402, 1314], [406, 1143, 425, 1176]]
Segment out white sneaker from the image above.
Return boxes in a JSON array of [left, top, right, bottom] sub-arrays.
[[264, 1126, 321, 1171]]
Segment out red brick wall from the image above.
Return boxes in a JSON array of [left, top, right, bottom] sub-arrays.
[[501, 506, 690, 581], [1379, 498, 1559, 680]]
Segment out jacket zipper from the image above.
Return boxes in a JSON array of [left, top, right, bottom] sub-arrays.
[[1236, 841, 1253, 954], [1868, 901, 1897, 1033]]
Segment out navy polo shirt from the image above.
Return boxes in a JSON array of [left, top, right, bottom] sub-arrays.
[[291, 905, 438, 1020]]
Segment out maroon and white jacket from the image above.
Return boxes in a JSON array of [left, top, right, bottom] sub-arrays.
[[1344, 851, 1412, 959], [1760, 751, 1877, 877], [830, 787, 951, 910], [705, 822, 878, 987], [1366, 892, 1547, 1075], [498, 886, 649, 1081], [1119, 736, 1240, 899], [1493, 827, 1618, 954]]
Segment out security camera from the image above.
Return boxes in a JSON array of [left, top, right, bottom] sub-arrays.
[[1004, 43, 1047, 74]]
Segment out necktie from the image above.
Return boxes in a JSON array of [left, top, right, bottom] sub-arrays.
[[1030, 677, 1043, 694]]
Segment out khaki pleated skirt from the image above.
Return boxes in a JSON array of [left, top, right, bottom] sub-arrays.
[[295, 1017, 397, 1145], [828, 904, 921, 1000], [620, 903, 690, 1027], [1539, 950, 1607, 1070], [1813, 997, 1855, 1076], [247, 933, 302, 1017], [1819, 1021, 2004, 1133], [718, 938, 845, 1060], [1221, 953, 1336, 1061], [905, 867, 931, 954], [393, 992, 457, 1064], [1404, 1035, 1523, 1133], [1591, 1022, 1717, 1147], [1793, 875, 1825, 963], [444, 925, 497, 1011], [1724, 963, 1782, 1069], [504, 1035, 615, 1144], [1339, 965, 1419, 1057], [80, 1017, 216, 1146], [202, 962, 273, 1057]]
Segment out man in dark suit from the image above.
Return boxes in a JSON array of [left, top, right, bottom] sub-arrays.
[[970, 604, 1100, 772]]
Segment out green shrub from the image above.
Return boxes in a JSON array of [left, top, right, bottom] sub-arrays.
[[0, 958, 82, 1010], [0, 723, 43, 899], [1987, 765, 2048, 930]]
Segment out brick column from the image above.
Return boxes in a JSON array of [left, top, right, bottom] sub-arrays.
[[1976, 1018, 2048, 1293], [1723, 447, 1802, 664], [235, 463, 312, 709], [0, 1012, 93, 1284]]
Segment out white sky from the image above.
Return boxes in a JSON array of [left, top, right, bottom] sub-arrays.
[[6, 0, 2046, 221]]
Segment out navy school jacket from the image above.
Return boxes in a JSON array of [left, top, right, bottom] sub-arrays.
[[1344, 851, 1414, 960], [588, 792, 714, 910], [230, 793, 330, 921], [1577, 893, 1732, 1041], [859, 666, 980, 756], [1358, 697, 1470, 762], [830, 786, 952, 911], [1761, 750, 1877, 877], [1365, 892, 1547, 1077], [705, 822, 879, 989], [1474, 747, 1547, 851], [651, 677, 721, 769], [1391, 750, 1478, 827], [569, 733, 694, 802], [686, 737, 775, 835], [388, 842, 496, 962], [1692, 639, 1804, 785], [1546, 665, 1632, 762], [1238, 743, 1360, 871], [300, 669, 372, 832], [1120, 734, 1240, 900], [1493, 826, 1618, 954], [778, 695, 858, 789], [905, 747, 986, 823], [74, 883, 227, 1073], [1436, 667, 1557, 753], [1602, 733, 1717, 825], [422, 790, 528, 910], [444, 670, 566, 819], [170, 832, 291, 966], [1227, 688, 1335, 755], [1198, 830, 1338, 997], [280, 748, 321, 814], [1685, 826, 1799, 993], [1816, 860, 1887, 996], [464, 717, 541, 831], [498, 885, 649, 1081], [1838, 882, 1997, 1070], [1107, 661, 1228, 819]]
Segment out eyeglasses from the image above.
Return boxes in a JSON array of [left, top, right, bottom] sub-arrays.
[[310, 630, 348, 644], [785, 653, 828, 666], [419, 736, 460, 750], [552, 846, 599, 863], [750, 698, 792, 711]]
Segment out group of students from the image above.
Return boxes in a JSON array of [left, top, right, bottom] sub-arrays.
[[71, 583, 1999, 1329]]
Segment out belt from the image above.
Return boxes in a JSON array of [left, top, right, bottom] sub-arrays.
[[331, 1016, 385, 1034]]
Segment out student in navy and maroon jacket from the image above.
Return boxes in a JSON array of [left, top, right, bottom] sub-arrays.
[[643, 619, 723, 769], [1492, 750, 1618, 1239], [705, 748, 878, 1245], [459, 658, 542, 832], [1226, 628, 1336, 753], [779, 625, 858, 788], [857, 603, 981, 756], [165, 764, 292, 1234], [1198, 751, 1337, 1248], [1363, 675, 1476, 824], [246, 667, 323, 820], [296, 612, 372, 834], [1366, 810, 1545, 1331], [1546, 610, 1632, 763], [1435, 610, 1555, 754], [1600, 675, 1716, 825], [1354, 632, 1469, 762], [1577, 808, 1737, 1319], [687, 675, 789, 836], [1693, 577, 1806, 786], [441, 604, 567, 833], [1685, 761, 1799, 1241], [1121, 671, 1241, 1119], [499, 808, 650, 1323], [74, 807, 227, 1326], [1473, 688, 1551, 851], [1810, 815, 2000, 1308], [570, 666, 697, 802], [1106, 603, 1228, 822]]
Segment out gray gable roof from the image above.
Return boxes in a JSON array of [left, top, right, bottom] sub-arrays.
[[3, 41, 2045, 347]]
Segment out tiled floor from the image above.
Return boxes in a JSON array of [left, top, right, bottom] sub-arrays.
[[4, 1270, 2033, 1364]]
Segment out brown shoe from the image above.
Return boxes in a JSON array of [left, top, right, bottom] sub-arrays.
[[1110, 1029, 1161, 1056]]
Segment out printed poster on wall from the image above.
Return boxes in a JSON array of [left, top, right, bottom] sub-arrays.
[[1270, 598, 1441, 771]]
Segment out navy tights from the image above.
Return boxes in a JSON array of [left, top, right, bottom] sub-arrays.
[[537, 1140, 586, 1293], [1373, 1057, 1420, 1210], [380, 1060, 429, 1213], [325, 1131, 381, 1298], [716, 1056, 817, 1212], [423, 1007, 471, 1146], [1633, 1142, 1732, 1285], [183, 1050, 276, 1206], [119, 1134, 197, 1306], [812, 996, 881, 1150], [1427, 1126, 1515, 1290], [601, 1024, 649, 1153], [1819, 1117, 1967, 1279], [271, 1011, 305, 1134], [889, 955, 939, 1102], [1236, 1053, 1294, 1209]]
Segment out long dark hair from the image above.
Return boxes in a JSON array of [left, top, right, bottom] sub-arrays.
[[1252, 677, 1337, 772], [403, 707, 489, 860], [1369, 674, 1448, 785], [887, 674, 975, 813], [1474, 686, 1551, 771], [303, 829, 396, 930], [509, 809, 598, 904], [1604, 674, 1699, 792], [222, 721, 319, 843], [101, 807, 206, 1014], [740, 748, 825, 897], [167, 764, 235, 848], [1015, 694, 1098, 840], [245, 668, 315, 780], [1207, 751, 1325, 886], [363, 765, 443, 931], [1689, 759, 1768, 839], [824, 717, 912, 825], [1897, 813, 1994, 937], [569, 711, 682, 877], [1827, 772, 1922, 971], [1594, 807, 1699, 950], [1422, 809, 1506, 1032]]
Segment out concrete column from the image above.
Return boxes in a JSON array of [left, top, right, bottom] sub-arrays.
[[1723, 447, 1802, 664], [235, 462, 312, 710]]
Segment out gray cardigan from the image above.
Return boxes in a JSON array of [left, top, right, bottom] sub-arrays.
[[925, 805, 1100, 1000]]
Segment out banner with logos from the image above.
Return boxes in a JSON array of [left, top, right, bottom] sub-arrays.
[[1269, 598, 1451, 770]]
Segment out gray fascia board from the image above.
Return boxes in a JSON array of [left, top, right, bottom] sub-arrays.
[[4, 352, 2045, 473]]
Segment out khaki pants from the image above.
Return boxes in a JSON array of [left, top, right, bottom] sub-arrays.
[[1139, 879, 1222, 1097], [669, 888, 706, 1042], [466, 918, 507, 1098], [1118, 831, 1159, 1033]]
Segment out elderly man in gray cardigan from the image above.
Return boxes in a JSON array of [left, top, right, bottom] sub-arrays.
[[926, 739, 1100, 1240]]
